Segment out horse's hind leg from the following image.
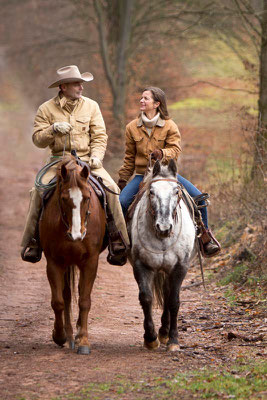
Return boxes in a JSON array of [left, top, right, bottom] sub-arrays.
[[158, 280, 170, 345], [63, 267, 75, 350], [47, 260, 66, 346], [167, 264, 187, 352], [133, 260, 159, 350]]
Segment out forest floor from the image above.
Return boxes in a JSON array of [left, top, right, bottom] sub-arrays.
[[0, 73, 266, 400]]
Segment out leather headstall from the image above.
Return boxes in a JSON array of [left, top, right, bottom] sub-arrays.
[[148, 178, 183, 220], [58, 181, 91, 231]]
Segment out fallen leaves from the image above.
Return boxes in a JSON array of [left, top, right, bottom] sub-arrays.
[[226, 331, 265, 342]]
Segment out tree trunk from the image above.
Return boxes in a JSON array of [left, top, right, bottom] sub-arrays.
[[253, 0, 267, 179], [113, 0, 135, 127], [94, 0, 135, 130]]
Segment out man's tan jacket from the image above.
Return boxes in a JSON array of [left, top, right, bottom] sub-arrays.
[[119, 117, 182, 182], [33, 94, 107, 161]]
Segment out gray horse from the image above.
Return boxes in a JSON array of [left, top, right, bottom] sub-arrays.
[[128, 159, 197, 351]]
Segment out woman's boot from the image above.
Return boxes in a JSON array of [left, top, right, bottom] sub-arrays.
[[199, 228, 221, 258]]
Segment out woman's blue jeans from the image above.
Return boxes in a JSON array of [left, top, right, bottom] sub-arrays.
[[119, 174, 208, 228]]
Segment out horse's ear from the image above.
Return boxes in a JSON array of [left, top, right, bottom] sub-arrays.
[[80, 164, 89, 180], [61, 164, 68, 181], [152, 160, 161, 177], [168, 159, 177, 176]]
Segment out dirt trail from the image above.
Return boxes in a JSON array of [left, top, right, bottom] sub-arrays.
[[0, 90, 265, 400]]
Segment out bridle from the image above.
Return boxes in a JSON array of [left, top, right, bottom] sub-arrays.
[[148, 178, 183, 221], [136, 178, 184, 254], [58, 183, 92, 233]]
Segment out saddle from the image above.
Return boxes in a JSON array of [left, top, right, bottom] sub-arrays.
[[40, 154, 124, 259], [41, 173, 106, 210]]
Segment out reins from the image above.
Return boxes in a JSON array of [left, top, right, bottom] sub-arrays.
[[138, 171, 206, 289]]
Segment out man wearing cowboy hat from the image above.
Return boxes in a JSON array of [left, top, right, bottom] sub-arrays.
[[21, 65, 129, 266]]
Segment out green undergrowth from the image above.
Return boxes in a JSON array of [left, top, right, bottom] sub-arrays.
[[48, 360, 266, 400], [170, 97, 222, 111]]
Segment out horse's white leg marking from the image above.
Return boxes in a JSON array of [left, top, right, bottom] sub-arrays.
[[69, 188, 83, 240]]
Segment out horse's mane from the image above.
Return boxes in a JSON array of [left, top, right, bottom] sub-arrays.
[[56, 155, 85, 188], [142, 163, 175, 192]]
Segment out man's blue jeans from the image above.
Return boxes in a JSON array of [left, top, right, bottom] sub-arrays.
[[119, 174, 208, 228]]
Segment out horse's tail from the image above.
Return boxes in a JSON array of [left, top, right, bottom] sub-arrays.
[[153, 271, 166, 308], [64, 265, 77, 309]]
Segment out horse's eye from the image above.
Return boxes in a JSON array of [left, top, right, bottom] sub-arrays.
[[150, 189, 154, 196], [61, 195, 68, 202], [175, 188, 180, 195]]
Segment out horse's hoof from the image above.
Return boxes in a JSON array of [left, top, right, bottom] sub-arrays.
[[52, 330, 66, 346], [77, 345, 90, 355], [158, 333, 169, 345], [144, 338, 160, 350], [167, 343, 180, 352], [68, 340, 75, 350]]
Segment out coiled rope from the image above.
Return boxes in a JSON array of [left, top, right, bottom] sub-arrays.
[[35, 131, 69, 191], [34, 159, 61, 191]]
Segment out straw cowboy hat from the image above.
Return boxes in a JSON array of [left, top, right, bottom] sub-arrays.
[[48, 65, 94, 88]]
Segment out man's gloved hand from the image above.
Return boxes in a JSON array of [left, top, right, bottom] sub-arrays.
[[118, 179, 127, 190], [53, 122, 72, 135], [89, 156, 102, 169], [151, 149, 163, 160]]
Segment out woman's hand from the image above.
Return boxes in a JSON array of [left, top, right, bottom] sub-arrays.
[[150, 149, 163, 160], [118, 179, 127, 190]]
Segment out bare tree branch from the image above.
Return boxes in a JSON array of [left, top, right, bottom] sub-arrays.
[[174, 80, 258, 94]]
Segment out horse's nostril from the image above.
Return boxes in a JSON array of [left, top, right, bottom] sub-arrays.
[[67, 232, 74, 241]]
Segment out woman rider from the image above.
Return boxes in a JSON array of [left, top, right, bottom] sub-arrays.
[[118, 86, 220, 257]]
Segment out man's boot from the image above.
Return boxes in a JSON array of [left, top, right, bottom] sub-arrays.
[[21, 237, 42, 263], [21, 224, 42, 263], [105, 204, 128, 266], [107, 237, 128, 266], [21, 187, 43, 263], [199, 228, 221, 258]]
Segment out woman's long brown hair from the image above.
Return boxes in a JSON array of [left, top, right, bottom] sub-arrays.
[[144, 86, 170, 120]]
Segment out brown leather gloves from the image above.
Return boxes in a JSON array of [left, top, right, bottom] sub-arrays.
[[151, 149, 163, 160], [118, 179, 127, 190]]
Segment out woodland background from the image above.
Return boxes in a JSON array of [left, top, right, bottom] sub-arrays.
[[0, 1, 266, 399]]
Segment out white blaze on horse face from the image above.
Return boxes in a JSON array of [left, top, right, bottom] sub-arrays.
[[69, 187, 83, 240]]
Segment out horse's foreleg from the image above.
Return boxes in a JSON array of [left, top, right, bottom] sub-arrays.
[[63, 267, 74, 349], [167, 264, 187, 352], [47, 260, 66, 346], [133, 260, 159, 350], [158, 279, 170, 345], [75, 258, 98, 355]]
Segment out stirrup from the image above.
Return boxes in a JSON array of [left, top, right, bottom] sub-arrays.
[[198, 229, 221, 258], [193, 193, 210, 209]]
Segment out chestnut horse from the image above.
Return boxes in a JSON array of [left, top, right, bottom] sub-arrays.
[[39, 156, 106, 354]]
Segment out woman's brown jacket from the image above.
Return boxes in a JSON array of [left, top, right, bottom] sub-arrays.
[[118, 116, 182, 182]]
